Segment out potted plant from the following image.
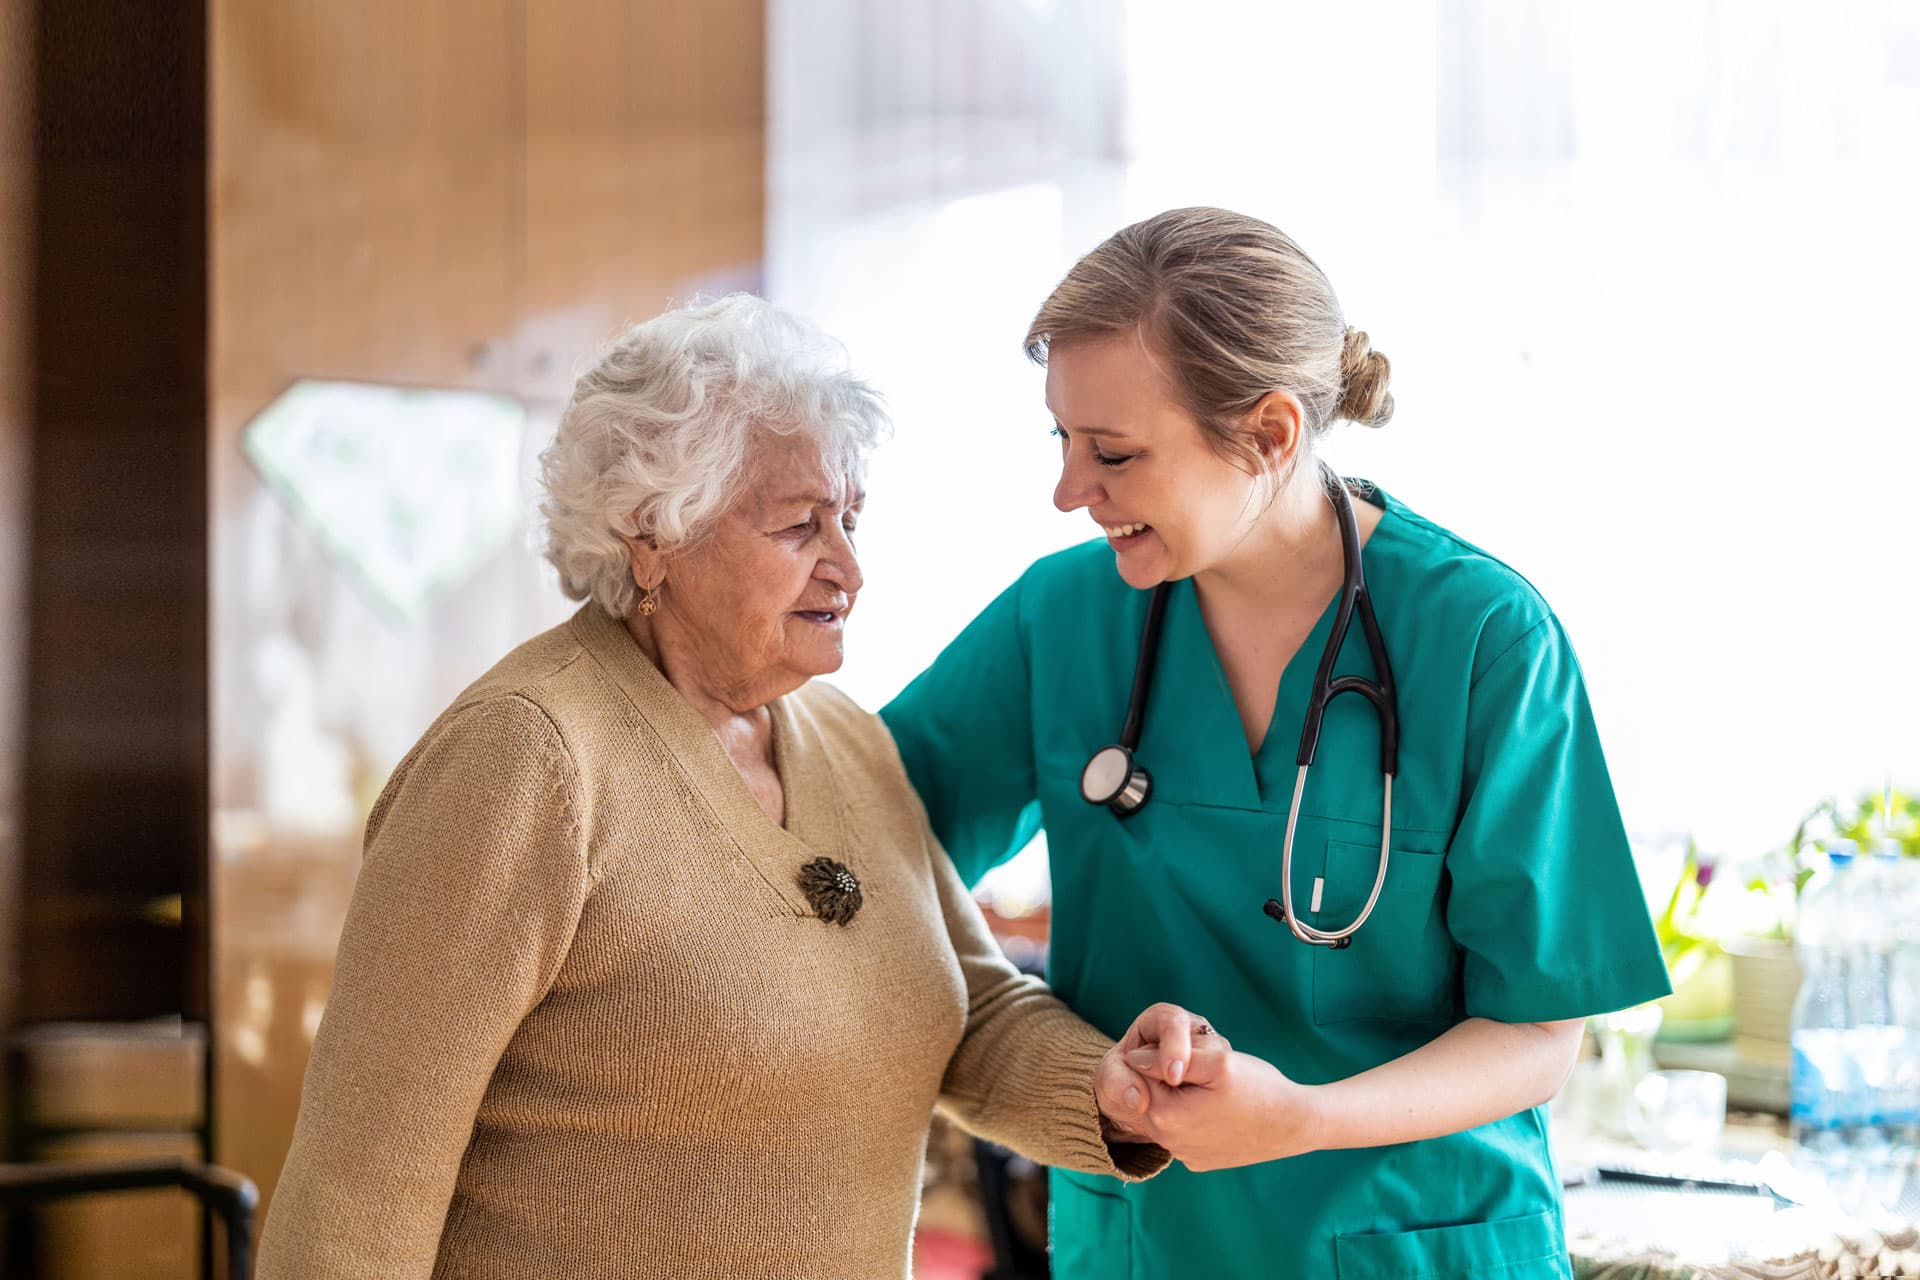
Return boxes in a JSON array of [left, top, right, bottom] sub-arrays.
[[1652, 842, 1735, 1043]]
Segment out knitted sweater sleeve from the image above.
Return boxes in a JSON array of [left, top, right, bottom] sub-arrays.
[[929, 832, 1170, 1182], [256, 695, 591, 1279]]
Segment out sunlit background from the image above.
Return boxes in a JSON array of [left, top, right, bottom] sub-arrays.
[[4, 1, 1919, 1275], [207, 0, 1920, 1221], [770, 0, 1920, 899], [202, 0, 1920, 921]]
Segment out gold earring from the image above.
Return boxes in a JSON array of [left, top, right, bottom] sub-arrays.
[[638, 585, 660, 617]]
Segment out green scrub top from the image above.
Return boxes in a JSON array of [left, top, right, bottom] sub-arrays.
[[880, 483, 1671, 1280]]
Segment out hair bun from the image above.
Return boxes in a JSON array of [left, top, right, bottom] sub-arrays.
[[1336, 327, 1394, 427]]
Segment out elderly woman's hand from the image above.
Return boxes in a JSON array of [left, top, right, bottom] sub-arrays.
[[1094, 1002, 1230, 1142]]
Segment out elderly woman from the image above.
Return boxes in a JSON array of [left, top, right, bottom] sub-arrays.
[[254, 295, 1212, 1280]]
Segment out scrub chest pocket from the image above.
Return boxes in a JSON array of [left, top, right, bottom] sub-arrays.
[[1335, 1209, 1567, 1279], [1311, 837, 1453, 1027]]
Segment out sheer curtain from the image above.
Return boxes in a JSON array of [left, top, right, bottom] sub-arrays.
[[768, 1, 1920, 894]]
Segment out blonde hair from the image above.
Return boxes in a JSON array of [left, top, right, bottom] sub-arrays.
[[1025, 207, 1392, 477]]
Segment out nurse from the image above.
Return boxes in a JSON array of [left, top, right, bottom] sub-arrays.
[[879, 207, 1672, 1279]]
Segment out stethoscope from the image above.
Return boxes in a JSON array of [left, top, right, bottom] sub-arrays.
[[1079, 468, 1400, 949]]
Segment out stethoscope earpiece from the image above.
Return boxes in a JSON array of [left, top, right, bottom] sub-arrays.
[[1080, 744, 1151, 817]]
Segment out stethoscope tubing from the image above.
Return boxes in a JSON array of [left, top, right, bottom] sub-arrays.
[[1082, 466, 1401, 948], [1273, 768, 1395, 947], [1121, 583, 1173, 752]]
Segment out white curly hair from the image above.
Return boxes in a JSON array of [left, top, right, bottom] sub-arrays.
[[539, 294, 890, 619]]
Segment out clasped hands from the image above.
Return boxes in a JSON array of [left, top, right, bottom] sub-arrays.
[[1094, 1003, 1321, 1172]]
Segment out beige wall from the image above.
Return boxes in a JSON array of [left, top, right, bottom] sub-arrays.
[[208, 0, 765, 1211], [0, 0, 32, 1041]]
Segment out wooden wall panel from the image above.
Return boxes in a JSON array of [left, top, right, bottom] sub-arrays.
[[208, 0, 521, 1212], [211, 0, 520, 416], [520, 0, 765, 398], [208, 0, 766, 1216]]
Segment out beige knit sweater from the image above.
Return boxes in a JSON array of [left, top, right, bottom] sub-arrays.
[[255, 605, 1163, 1280]]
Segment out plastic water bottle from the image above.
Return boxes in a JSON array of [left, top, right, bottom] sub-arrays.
[[1885, 855, 1920, 1202], [1843, 853, 1899, 1205], [1791, 849, 1856, 1181]]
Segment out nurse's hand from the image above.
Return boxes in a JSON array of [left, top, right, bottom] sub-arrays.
[[1125, 1050, 1322, 1171], [1094, 1003, 1230, 1142]]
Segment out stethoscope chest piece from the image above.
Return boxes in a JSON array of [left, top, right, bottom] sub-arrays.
[[1081, 744, 1151, 817]]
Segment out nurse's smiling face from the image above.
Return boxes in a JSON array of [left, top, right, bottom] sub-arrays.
[[1047, 330, 1273, 589]]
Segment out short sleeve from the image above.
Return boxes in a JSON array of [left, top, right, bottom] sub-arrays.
[[1446, 616, 1672, 1023], [880, 576, 1042, 887]]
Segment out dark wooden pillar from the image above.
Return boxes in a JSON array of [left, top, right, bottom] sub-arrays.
[[0, 0, 36, 1190], [19, 0, 210, 1044]]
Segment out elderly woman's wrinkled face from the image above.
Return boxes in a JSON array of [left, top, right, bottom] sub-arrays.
[[655, 431, 864, 703]]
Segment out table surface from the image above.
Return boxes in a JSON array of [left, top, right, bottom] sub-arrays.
[[1563, 1119, 1920, 1278]]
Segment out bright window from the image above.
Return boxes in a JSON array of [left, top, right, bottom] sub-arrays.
[[769, 1, 1920, 894]]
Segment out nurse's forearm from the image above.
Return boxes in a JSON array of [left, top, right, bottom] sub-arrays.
[[1303, 1016, 1584, 1152], [1118, 1017, 1585, 1170]]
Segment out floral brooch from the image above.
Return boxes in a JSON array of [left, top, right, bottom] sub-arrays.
[[797, 857, 863, 927]]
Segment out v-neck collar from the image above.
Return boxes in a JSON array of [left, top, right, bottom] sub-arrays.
[[1133, 482, 1397, 813], [569, 604, 843, 915], [765, 693, 848, 862]]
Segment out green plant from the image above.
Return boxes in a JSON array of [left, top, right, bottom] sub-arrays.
[[1653, 840, 1719, 984], [1649, 840, 1735, 1037], [1825, 786, 1919, 856], [1726, 783, 1920, 941], [1782, 785, 1918, 890], [1733, 867, 1796, 940]]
